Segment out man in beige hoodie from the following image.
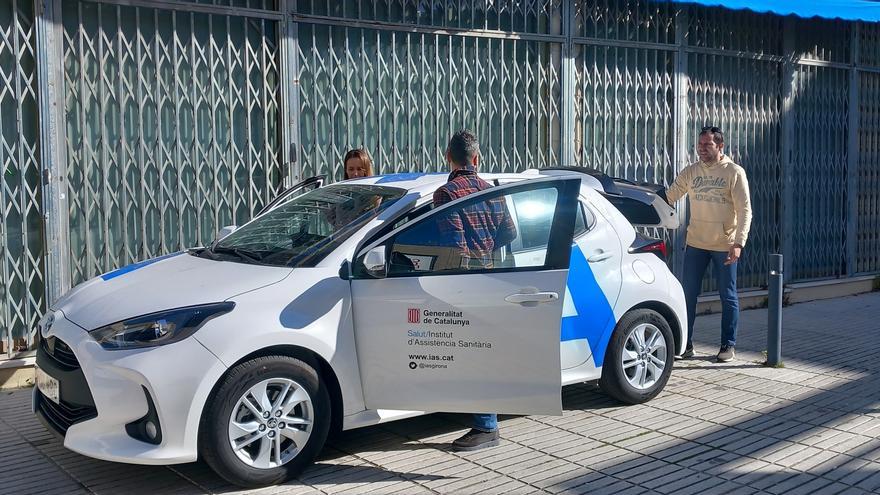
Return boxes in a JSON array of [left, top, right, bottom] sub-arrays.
[[666, 126, 752, 362]]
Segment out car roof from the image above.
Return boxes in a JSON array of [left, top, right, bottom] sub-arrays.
[[340, 169, 601, 199]]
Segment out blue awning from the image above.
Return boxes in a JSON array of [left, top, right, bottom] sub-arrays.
[[666, 1, 880, 22]]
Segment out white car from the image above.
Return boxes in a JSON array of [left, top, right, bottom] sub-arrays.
[[33, 169, 686, 487]]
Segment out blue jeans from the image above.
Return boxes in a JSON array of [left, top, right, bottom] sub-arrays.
[[682, 246, 739, 348], [472, 413, 497, 432]]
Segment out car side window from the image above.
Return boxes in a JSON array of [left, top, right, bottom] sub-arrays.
[[511, 188, 558, 251], [508, 192, 590, 248], [576, 202, 595, 235], [386, 185, 565, 276]]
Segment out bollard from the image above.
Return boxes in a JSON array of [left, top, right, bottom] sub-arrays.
[[766, 254, 783, 367]]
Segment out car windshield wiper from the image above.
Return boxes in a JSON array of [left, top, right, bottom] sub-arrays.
[[211, 245, 268, 265]]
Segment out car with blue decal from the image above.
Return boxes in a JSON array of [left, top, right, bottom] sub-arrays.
[[33, 168, 686, 487]]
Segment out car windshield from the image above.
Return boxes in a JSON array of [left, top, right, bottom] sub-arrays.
[[211, 184, 406, 267]]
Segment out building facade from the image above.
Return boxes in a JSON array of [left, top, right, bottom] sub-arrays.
[[2, 0, 879, 358]]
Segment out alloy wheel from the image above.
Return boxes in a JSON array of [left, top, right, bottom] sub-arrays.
[[620, 323, 667, 390], [227, 378, 314, 469]]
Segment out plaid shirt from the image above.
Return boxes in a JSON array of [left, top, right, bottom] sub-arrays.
[[432, 168, 517, 268]]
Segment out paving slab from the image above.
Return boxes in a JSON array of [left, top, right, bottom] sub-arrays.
[[2, 292, 880, 494]]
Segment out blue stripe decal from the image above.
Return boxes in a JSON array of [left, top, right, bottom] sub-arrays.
[[374, 172, 444, 183], [375, 173, 427, 183], [100, 252, 182, 281], [560, 245, 617, 367]]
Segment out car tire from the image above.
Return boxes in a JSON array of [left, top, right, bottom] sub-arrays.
[[200, 355, 331, 487], [599, 309, 674, 404]]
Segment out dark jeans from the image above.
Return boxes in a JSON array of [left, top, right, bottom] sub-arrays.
[[682, 246, 739, 348], [472, 413, 497, 432]]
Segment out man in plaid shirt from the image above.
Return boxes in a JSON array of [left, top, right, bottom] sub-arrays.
[[435, 130, 516, 451], [433, 132, 517, 270]]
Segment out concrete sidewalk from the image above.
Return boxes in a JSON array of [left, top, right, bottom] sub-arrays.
[[2, 292, 880, 495]]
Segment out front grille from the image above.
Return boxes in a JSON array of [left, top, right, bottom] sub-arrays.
[[36, 391, 98, 436], [40, 337, 80, 369]]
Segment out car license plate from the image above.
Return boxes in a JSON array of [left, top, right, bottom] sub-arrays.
[[36, 367, 60, 404]]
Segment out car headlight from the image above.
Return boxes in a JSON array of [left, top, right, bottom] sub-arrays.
[[89, 302, 235, 350]]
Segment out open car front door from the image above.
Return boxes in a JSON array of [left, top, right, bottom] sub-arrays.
[[349, 177, 582, 416], [257, 175, 325, 217]]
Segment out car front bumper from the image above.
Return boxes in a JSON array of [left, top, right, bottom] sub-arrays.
[[33, 311, 228, 465]]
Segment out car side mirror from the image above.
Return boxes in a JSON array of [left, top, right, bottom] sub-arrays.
[[338, 260, 351, 280], [363, 246, 387, 279], [215, 225, 237, 243]]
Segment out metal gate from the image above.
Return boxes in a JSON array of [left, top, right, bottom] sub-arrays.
[[61, 0, 287, 286], [294, 1, 564, 180], [686, 7, 785, 290], [1, 0, 43, 357], [2, 0, 290, 359], [858, 23, 880, 275]]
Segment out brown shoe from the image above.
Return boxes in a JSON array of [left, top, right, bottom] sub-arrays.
[[452, 428, 500, 451], [717, 345, 735, 362]]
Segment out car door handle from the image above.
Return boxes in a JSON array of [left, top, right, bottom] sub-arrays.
[[505, 291, 559, 306], [587, 251, 614, 263]]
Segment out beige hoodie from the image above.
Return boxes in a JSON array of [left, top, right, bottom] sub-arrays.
[[666, 155, 752, 252]]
